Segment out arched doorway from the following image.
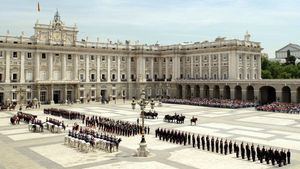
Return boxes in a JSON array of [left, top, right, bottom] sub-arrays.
[[203, 85, 210, 98], [195, 85, 200, 98], [177, 85, 182, 99], [282, 86, 291, 103], [213, 85, 220, 99], [246, 86, 254, 101], [186, 85, 191, 99], [223, 85, 230, 99], [259, 86, 276, 105], [234, 86, 242, 100]]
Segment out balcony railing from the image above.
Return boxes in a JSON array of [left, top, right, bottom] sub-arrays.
[[146, 78, 152, 82], [121, 79, 127, 82], [101, 78, 107, 82], [90, 79, 96, 82], [11, 79, 18, 82]]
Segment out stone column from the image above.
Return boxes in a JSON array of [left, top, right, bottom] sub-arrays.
[[35, 52, 40, 81], [199, 56, 202, 78], [218, 54, 221, 79], [165, 57, 168, 81], [107, 56, 111, 82], [37, 85, 40, 101], [85, 55, 90, 82], [142, 56, 146, 82], [151, 57, 154, 82], [258, 54, 262, 79], [50, 84, 54, 104], [64, 84, 68, 102], [208, 55, 211, 79], [61, 54, 67, 80], [117, 56, 121, 82], [291, 90, 297, 103], [159, 58, 163, 79], [20, 51, 25, 83], [96, 55, 100, 82], [244, 54, 247, 79], [74, 55, 79, 80], [250, 54, 254, 79], [5, 51, 10, 83], [127, 55, 131, 82], [190, 56, 194, 78], [48, 53, 53, 81]]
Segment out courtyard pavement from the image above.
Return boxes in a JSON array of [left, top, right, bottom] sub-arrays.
[[0, 100, 299, 169]]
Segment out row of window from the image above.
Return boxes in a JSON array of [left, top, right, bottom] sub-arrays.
[[180, 73, 228, 79]]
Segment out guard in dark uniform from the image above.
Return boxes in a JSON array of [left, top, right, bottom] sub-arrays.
[[246, 143, 250, 160], [184, 132, 187, 146], [282, 150, 287, 166], [192, 134, 195, 148], [241, 142, 245, 159], [220, 139, 223, 154], [197, 134, 200, 149], [229, 140, 233, 154], [257, 145, 262, 163], [206, 135, 210, 151], [236, 144, 240, 158], [211, 137, 215, 152], [262, 146, 266, 163], [287, 149, 291, 164], [216, 138, 219, 153], [188, 133, 191, 145], [233, 141, 237, 153], [251, 144, 256, 162], [201, 136, 205, 150], [224, 139, 228, 155]]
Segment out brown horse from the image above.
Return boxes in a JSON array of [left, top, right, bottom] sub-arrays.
[[190, 117, 198, 126]]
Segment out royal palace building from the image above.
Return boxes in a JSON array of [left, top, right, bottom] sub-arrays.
[[1, 12, 299, 105]]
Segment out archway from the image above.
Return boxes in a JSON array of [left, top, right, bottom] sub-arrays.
[[259, 86, 276, 105], [186, 85, 191, 99], [194, 85, 200, 98], [203, 85, 210, 98], [246, 86, 254, 101], [223, 85, 230, 99], [282, 86, 291, 103], [234, 86, 242, 100], [177, 85, 182, 99], [213, 85, 220, 99]]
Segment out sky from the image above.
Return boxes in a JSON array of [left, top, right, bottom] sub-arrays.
[[0, 0, 300, 58]]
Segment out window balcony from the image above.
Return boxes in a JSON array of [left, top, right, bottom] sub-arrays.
[[11, 79, 18, 82], [121, 79, 127, 82], [131, 78, 136, 82], [111, 79, 117, 82], [90, 79, 96, 82], [80, 79, 85, 82], [146, 78, 152, 82], [101, 78, 107, 82]]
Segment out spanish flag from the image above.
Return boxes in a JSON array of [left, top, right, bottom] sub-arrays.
[[37, 2, 41, 12]]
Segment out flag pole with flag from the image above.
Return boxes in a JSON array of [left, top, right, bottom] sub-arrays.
[[37, 1, 41, 12]]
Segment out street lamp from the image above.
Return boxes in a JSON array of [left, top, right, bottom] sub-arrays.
[[131, 90, 150, 157]]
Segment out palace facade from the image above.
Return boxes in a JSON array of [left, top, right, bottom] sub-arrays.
[[0, 12, 298, 105]]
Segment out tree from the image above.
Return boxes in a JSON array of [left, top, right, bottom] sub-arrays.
[[285, 50, 296, 65]]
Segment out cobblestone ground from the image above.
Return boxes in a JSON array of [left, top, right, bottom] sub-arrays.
[[0, 100, 299, 169]]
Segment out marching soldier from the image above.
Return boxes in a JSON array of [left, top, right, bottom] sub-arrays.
[[197, 134, 200, 149], [220, 139, 223, 154], [206, 135, 210, 151], [201, 135, 205, 150], [229, 140, 233, 154], [224, 139, 228, 155], [282, 150, 287, 166], [287, 149, 291, 164], [188, 133, 191, 145], [233, 141, 237, 153], [241, 142, 245, 159], [251, 143, 256, 162], [211, 137, 215, 152], [192, 134, 195, 148], [216, 138, 219, 153], [236, 144, 240, 158], [257, 145, 262, 163], [184, 132, 187, 146]]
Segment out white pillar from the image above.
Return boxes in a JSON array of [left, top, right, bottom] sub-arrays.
[[117, 56, 121, 82], [142, 56, 146, 82], [48, 53, 53, 81], [258, 54, 262, 79], [35, 52, 40, 81], [107, 56, 111, 82], [74, 55, 78, 80], [199, 56, 202, 78], [190, 56, 194, 78], [172, 56, 176, 81], [20, 51, 25, 83], [85, 55, 90, 82], [127, 55, 131, 82], [62, 54, 66, 80], [5, 51, 10, 83], [151, 57, 154, 82], [250, 54, 254, 79], [165, 57, 168, 81], [208, 55, 211, 79], [244, 54, 247, 79], [96, 55, 100, 82], [159, 58, 163, 79], [218, 54, 221, 79]]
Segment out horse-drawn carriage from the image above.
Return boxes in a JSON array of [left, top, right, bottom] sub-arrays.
[[164, 113, 185, 124], [144, 110, 158, 119], [1, 103, 16, 111]]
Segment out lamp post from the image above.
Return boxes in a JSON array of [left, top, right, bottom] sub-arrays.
[[131, 90, 150, 157]]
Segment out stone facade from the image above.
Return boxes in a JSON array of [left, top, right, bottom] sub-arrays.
[[3, 12, 297, 105]]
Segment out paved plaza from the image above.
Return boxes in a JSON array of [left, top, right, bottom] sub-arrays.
[[0, 100, 300, 169]]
